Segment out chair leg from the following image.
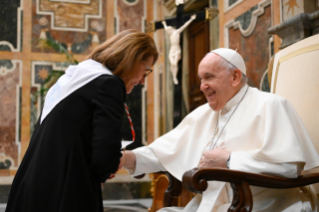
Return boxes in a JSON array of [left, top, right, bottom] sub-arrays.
[[228, 183, 244, 212], [228, 181, 253, 212], [163, 172, 183, 207], [240, 181, 253, 212]]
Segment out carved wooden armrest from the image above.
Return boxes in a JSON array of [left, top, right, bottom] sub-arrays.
[[182, 167, 319, 212]]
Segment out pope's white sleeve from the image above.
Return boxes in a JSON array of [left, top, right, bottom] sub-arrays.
[[229, 151, 302, 178], [131, 146, 167, 176]]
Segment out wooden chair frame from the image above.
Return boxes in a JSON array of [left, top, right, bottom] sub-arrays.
[[182, 167, 319, 212]]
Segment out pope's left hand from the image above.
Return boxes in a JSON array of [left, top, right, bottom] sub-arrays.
[[199, 148, 231, 168]]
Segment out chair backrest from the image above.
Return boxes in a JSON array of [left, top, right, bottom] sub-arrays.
[[271, 34, 319, 151], [271, 34, 319, 191]]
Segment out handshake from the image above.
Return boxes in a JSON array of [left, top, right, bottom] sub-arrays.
[[108, 150, 135, 180]]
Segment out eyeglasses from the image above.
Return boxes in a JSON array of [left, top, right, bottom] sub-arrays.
[[142, 62, 153, 78]]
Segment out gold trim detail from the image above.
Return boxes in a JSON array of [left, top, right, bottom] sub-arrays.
[[145, 21, 155, 33], [273, 43, 319, 93], [205, 7, 219, 20]]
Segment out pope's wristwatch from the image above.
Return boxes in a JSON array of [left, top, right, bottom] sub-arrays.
[[226, 155, 231, 169]]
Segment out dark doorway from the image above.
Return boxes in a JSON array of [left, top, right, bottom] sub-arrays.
[[188, 20, 210, 112]]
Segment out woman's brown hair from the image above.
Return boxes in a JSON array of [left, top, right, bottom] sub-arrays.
[[87, 29, 158, 84]]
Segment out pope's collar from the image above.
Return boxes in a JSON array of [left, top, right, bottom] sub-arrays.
[[222, 84, 249, 111]]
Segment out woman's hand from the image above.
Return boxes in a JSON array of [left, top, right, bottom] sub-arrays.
[[108, 151, 136, 180]]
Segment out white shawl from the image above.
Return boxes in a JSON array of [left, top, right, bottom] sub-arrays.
[[41, 59, 112, 124]]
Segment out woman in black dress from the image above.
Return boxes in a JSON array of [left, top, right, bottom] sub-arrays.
[[6, 29, 158, 212]]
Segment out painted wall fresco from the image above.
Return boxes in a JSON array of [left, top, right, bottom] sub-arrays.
[[0, 61, 21, 171], [228, 5, 272, 88]]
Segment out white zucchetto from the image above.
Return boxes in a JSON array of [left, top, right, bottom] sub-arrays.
[[210, 48, 246, 75]]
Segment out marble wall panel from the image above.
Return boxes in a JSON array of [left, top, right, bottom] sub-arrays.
[[38, 0, 100, 29], [282, 0, 318, 22], [0, 61, 22, 170], [228, 5, 271, 88], [32, 0, 106, 54], [117, 0, 145, 32], [229, 0, 239, 6], [0, 0, 22, 51], [224, 0, 244, 12], [30, 62, 66, 134], [282, 0, 304, 21], [234, 5, 258, 31]]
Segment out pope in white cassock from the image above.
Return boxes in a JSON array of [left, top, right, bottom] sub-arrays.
[[122, 48, 319, 212]]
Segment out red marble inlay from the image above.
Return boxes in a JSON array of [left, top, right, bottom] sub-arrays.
[[228, 5, 271, 88], [117, 0, 144, 32], [0, 63, 20, 168]]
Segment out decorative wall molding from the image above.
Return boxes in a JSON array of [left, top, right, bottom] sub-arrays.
[[36, 0, 102, 32], [268, 36, 274, 60], [114, 0, 146, 33], [260, 68, 268, 90], [114, 0, 119, 34], [280, 0, 283, 22], [268, 10, 319, 49], [224, 0, 271, 47], [0, 153, 15, 170], [0, 60, 17, 76], [224, 0, 245, 13], [143, 0, 147, 34], [123, 0, 140, 6], [15, 61, 22, 168], [49, 0, 91, 3], [0, 42, 19, 52]]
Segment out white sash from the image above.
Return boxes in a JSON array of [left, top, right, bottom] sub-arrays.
[[41, 59, 113, 124]]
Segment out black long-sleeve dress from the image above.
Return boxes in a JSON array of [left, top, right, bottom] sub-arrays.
[[6, 74, 125, 212]]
